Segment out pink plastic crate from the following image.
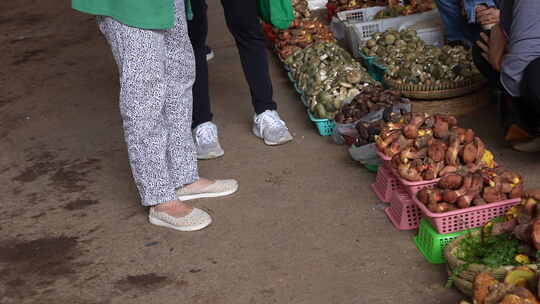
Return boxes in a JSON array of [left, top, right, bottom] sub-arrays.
[[384, 188, 422, 230], [412, 196, 521, 234], [393, 170, 440, 198], [371, 165, 400, 203], [376, 149, 392, 168]]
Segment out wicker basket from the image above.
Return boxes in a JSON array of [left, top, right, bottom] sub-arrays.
[[444, 231, 538, 296], [384, 75, 487, 100], [410, 87, 490, 116]]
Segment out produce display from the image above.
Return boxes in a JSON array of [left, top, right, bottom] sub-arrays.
[[373, 1, 436, 19], [466, 271, 540, 304], [274, 18, 336, 60], [416, 168, 523, 212], [375, 112, 497, 181], [286, 42, 377, 119], [335, 87, 405, 124], [486, 190, 540, 251], [266, 3, 540, 302], [292, 0, 312, 19], [452, 191, 540, 303], [361, 29, 482, 86], [327, 0, 389, 12]]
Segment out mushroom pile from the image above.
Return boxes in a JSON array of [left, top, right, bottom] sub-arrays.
[[372, 0, 435, 19], [361, 28, 481, 86], [375, 113, 496, 181], [273, 19, 335, 60], [286, 42, 377, 119], [416, 168, 523, 212], [335, 87, 406, 124], [292, 0, 312, 19], [327, 0, 390, 12]]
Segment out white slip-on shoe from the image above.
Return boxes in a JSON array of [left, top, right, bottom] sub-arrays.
[[512, 137, 540, 152], [252, 110, 293, 146], [193, 122, 224, 160], [176, 179, 238, 201], [148, 207, 212, 231]]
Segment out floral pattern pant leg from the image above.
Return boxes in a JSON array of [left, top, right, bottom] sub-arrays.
[[98, 0, 198, 206]]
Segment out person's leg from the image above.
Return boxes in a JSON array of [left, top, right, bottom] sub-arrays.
[[220, 0, 276, 114], [521, 57, 540, 127], [434, 0, 471, 43], [220, 0, 293, 145], [165, 0, 238, 200], [188, 0, 212, 128], [98, 17, 178, 207], [164, 0, 199, 189], [512, 57, 540, 151]]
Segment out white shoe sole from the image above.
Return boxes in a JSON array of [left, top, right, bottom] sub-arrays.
[[177, 184, 239, 201], [206, 51, 215, 61], [252, 126, 293, 146], [149, 216, 211, 231], [197, 150, 225, 160]]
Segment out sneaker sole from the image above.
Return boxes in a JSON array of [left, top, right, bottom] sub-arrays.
[[177, 184, 239, 201], [252, 126, 293, 146], [149, 216, 211, 232]]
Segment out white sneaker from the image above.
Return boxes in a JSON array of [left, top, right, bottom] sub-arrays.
[[206, 50, 215, 61], [149, 207, 212, 231], [193, 122, 224, 160], [176, 179, 239, 201], [252, 110, 293, 145]]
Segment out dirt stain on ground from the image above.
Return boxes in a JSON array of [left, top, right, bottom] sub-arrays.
[[12, 151, 101, 193], [63, 199, 99, 211], [114, 273, 170, 292], [12, 48, 46, 65], [0, 236, 88, 300], [49, 158, 100, 192]]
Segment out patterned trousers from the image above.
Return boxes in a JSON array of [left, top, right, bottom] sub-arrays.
[[98, 0, 198, 206]]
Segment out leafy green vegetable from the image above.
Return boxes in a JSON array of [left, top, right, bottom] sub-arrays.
[[456, 232, 521, 268]]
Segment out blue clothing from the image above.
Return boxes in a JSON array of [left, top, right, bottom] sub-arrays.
[[498, 0, 540, 97], [435, 0, 495, 43], [463, 0, 495, 23]]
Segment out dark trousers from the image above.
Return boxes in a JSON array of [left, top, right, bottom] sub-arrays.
[[188, 0, 277, 128], [472, 45, 540, 135]]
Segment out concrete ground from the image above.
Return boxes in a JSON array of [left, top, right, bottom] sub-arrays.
[[1, 1, 540, 303]]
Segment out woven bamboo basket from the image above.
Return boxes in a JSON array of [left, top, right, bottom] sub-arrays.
[[384, 75, 487, 100], [444, 231, 539, 296], [410, 86, 490, 117]]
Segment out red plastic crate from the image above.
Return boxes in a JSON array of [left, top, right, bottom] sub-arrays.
[[384, 188, 422, 230], [412, 196, 521, 234], [370, 165, 400, 203]]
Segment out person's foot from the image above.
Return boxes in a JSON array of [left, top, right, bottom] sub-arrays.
[[504, 124, 533, 143], [193, 122, 224, 160], [512, 137, 540, 152], [149, 200, 212, 231], [176, 178, 239, 201], [252, 110, 293, 145], [206, 46, 214, 61]]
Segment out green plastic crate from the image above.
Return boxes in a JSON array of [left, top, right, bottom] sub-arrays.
[[364, 164, 378, 173], [307, 111, 336, 136], [413, 218, 478, 264], [358, 52, 387, 83]]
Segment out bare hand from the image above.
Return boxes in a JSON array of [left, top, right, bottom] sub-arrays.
[[476, 24, 507, 71], [476, 7, 500, 25]]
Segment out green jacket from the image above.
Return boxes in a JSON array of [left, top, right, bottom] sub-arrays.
[[72, 0, 193, 30]]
